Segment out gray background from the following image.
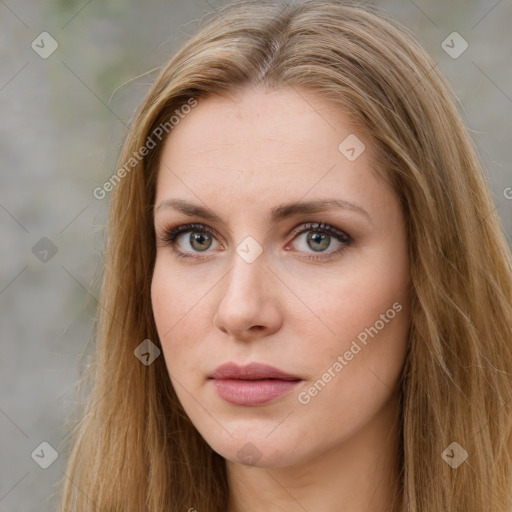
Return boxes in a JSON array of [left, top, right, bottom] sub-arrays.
[[1, 1, 511, 510]]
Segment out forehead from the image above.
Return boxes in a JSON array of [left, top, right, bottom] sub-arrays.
[[154, 86, 387, 215]]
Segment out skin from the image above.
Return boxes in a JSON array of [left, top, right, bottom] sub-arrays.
[[151, 84, 411, 512]]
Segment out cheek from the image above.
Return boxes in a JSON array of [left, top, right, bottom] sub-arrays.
[[151, 258, 220, 387], [305, 239, 410, 380], [305, 266, 408, 345], [151, 261, 196, 364], [151, 263, 177, 337], [296, 274, 409, 440]]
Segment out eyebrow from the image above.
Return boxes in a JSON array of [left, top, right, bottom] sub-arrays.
[[155, 198, 371, 224]]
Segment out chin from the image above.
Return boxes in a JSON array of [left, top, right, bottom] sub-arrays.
[[205, 430, 307, 469]]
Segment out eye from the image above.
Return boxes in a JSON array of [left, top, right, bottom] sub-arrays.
[[157, 223, 222, 259], [287, 222, 352, 260], [157, 221, 353, 261]]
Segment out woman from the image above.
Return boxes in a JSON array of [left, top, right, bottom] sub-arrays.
[[58, 1, 512, 511]]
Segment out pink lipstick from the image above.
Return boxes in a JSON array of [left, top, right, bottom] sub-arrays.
[[208, 362, 302, 406]]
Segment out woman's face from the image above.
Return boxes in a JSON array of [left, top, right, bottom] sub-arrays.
[[151, 85, 411, 469]]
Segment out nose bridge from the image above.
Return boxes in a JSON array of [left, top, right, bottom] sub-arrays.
[[213, 244, 281, 337], [222, 247, 267, 308]]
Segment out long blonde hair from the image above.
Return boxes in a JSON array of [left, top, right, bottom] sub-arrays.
[[57, 1, 512, 510]]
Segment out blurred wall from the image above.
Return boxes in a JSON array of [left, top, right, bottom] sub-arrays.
[[1, 1, 510, 510]]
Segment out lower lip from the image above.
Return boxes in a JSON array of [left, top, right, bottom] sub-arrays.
[[211, 378, 302, 406]]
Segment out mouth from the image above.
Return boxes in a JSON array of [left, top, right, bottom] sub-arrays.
[[208, 361, 301, 380], [208, 362, 303, 406]]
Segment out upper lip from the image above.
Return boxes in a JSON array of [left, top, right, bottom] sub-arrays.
[[208, 362, 302, 380]]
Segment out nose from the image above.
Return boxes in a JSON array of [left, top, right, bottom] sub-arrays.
[[213, 249, 283, 341]]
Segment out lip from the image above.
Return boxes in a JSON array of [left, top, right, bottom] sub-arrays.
[[208, 362, 303, 406], [209, 362, 301, 380]]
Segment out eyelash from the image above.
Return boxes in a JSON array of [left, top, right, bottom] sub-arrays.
[[157, 222, 353, 261]]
